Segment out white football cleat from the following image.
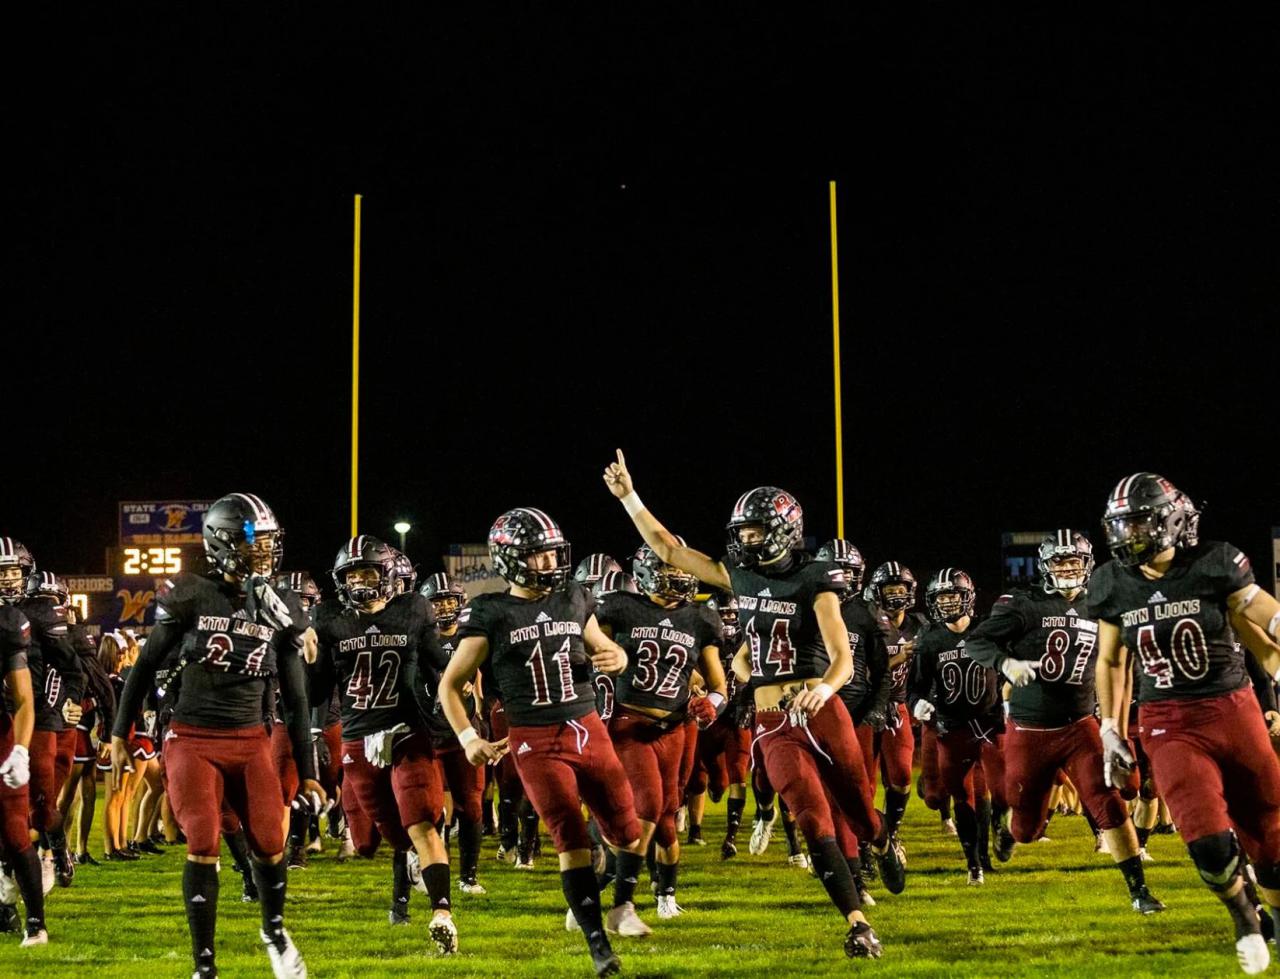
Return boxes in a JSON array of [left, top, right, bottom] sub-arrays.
[[261, 927, 307, 979], [749, 812, 777, 856], [406, 851, 428, 895], [305, 836, 322, 854], [656, 895, 684, 919], [605, 902, 652, 937], [1237, 933, 1269, 975], [1138, 847, 1153, 863], [20, 929, 48, 948], [459, 878, 486, 895], [429, 910, 458, 955], [41, 853, 55, 896], [514, 855, 535, 871], [787, 852, 810, 870], [941, 818, 959, 837], [336, 827, 355, 862], [858, 886, 877, 908]]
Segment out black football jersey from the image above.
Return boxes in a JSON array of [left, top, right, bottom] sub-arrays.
[[425, 630, 478, 743], [1086, 541, 1255, 704], [597, 592, 722, 712], [21, 598, 82, 732], [311, 593, 442, 740], [457, 582, 597, 727], [837, 597, 889, 717], [0, 606, 31, 716], [910, 619, 1000, 727], [727, 555, 847, 690], [966, 589, 1101, 727], [874, 607, 928, 703], [152, 571, 307, 729]]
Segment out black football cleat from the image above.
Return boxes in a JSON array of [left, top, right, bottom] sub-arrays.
[[721, 839, 737, 860], [54, 848, 76, 887], [0, 903, 19, 933], [994, 821, 1016, 863], [845, 921, 883, 959], [1131, 886, 1166, 915], [241, 873, 259, 903], [859, 842, 878, 882], [388, 906, 411, 926], [875, 835, 907, 895], [136, 839, 165, 856], [589, 934, 622, 977], [75, 852, 100, 867]]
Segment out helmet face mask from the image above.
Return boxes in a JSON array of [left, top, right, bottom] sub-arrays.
[[1102, 473, 1190, 568], [1037, 530, 1094, 594], [203, 494, 283, 582], [633, 542, 699, 605], [925, 568, 975, 623], [332, 536, 398, 609], [869, 562, 917, 612], [420, 572, 467, 627], [816, 539, 865, 602], [726, 488, 804, 569], [0, 538, 36, 605], [488, 508, 572, 593]]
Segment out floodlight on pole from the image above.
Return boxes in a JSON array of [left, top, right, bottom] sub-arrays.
[[394, 521, 411, 552]]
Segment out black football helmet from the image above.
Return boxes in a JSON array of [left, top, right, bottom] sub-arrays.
[[632, 541, 699, 604], [1037, 530, 1094, 594], [203, 493, 284, 581], [1102, 473, 1192, 568], [0, 538, 35, 605], [574, 553, 622, 589], [276, 571, 321, 611], [592, 569, 639, 602], [390, 549, 418, 595], [816, 539, 866, 598], [420, 572, 467, 627], [25, 570, 68, 607], [488, 508, 572, 592], [925, 568, 975, 623], [868, 561, 917, 612], [700, 592, 740, 638], [332, 536, 398, 608], [726, 487, 804, 568]]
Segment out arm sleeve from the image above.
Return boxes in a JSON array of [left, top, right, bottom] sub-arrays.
[[277, 645, 316, 783], [866, 624, 892, 715], [0, 610, 30, 673], [307, 645, 336, 733], [111, 620, 184, 739], [964, 599, 1028, 670], [907, 636, 934, 711]]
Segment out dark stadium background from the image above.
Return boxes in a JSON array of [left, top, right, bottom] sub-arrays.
[[7, 7, 1277, 599]]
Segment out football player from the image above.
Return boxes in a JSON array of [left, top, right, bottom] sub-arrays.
[[109, 494, 323, 979], [0, 540, 45, 945], [863, 561, 927, 854], [967, 530, 1163, 912], [908, 569, 1004, 885], [11, 553, 83, 894], [603, 451, 903, 960], [1092, 475, 1280, 975], [596, 543, 726, 919], [420, 572, 487, 895], [309, 537, 457, 950], [439, 508, 641, 978]]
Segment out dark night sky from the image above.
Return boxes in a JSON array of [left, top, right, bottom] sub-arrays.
[[7, 6, 1278, 599]]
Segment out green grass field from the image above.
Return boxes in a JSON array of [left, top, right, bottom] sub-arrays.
[[0, 788, 1255, 978]]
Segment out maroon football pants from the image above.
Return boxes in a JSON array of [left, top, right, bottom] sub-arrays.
[[0, 717, 33, 855], [509, 712, 640, 852], [436, 746, 485, 824], [691, 717, 751, 797], [164, 722, 284, 858], [270, 722, 299, 806], [610, 709, 686, 847], [1140, 686, 1280, 863], [1004, 715, 1127, 843], [341, 731, 442, 853], [937, 725, 1006, 810], [753, 697, 880, 848], [855, 703, 915, 793]]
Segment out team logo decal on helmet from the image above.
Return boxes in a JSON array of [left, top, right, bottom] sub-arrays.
[[488, 508, 573, 592], [726, 487, 804, 568], [1102, 473, 1193, 568]]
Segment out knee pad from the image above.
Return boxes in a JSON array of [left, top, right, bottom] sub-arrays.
[[1189, 830, 1242, 892]]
